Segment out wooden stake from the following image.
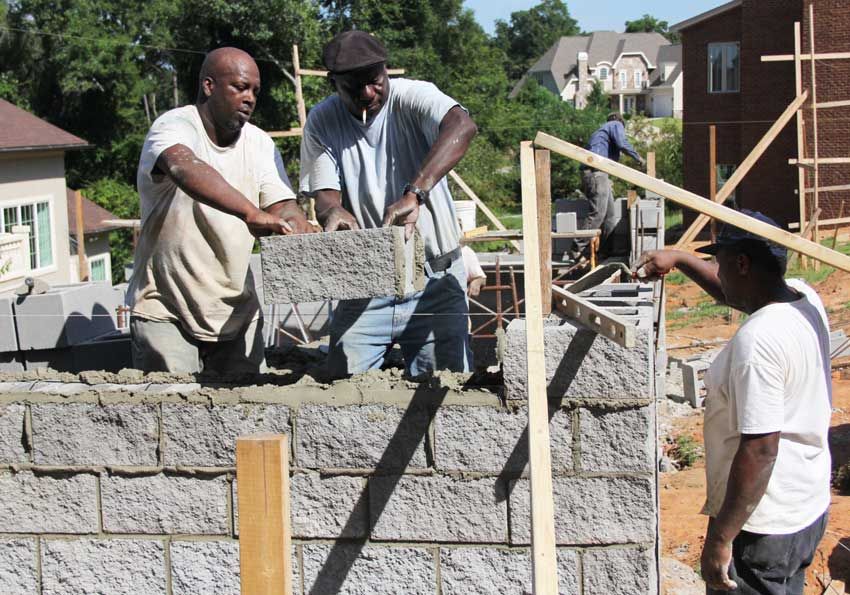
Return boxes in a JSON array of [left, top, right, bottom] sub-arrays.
[[74, 191, 88, 282], [708, 125, 717, 242], [519, 141, 558, 595], [646, 151, 656, 178], [292, 45, 307, 128], [794, 22, 808, 246], [675, 92, 809, 247], [449, 170, 522, 252], [535, 149, 552, 316], [810, 4, 821, 270], [237, 435, 292, 595], [533, 132, 850, 273]]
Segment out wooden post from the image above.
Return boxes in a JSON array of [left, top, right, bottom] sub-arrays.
[[292, 45, 307, 129], [809, 5, 821, 269], [535, 149, 552, 316], [74, 191, 88, 282], [237, 435, 292, 595], [708, 125, 718, 242], [646, 151, 656, 178], [794, 22, 807, 237], [519, 141, 558, 594]]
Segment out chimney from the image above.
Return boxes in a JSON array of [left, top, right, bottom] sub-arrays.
[[576, 51, 589, 109]]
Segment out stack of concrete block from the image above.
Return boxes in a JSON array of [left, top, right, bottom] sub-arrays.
[[260, 227, 425, 304]]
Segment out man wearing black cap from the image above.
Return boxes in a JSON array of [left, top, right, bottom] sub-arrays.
[[636, 210, 831, 594], [300, 30, 478, 377]]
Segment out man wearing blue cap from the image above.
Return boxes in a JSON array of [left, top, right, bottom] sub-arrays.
[[637, 210, 831, 594], [300, 30, 477, 377]]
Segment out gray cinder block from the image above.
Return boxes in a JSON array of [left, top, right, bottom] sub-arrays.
[[0, 471, 98, 534], [101, 474, 228, 534], [260, 227, 425, 304], [440, 548, 579, 595], [503, 314, 652, 400], [14, 283, 122, 350], [510, 476, 656, 545], [370, 475, 507, 543], [301, 544, 435, 595], [583, 547, 658, 595], [579, 406, 655, 472], [0, 294, 18, 353], [0, 538, 38, 594], [170, 541, 240, 595], [41, 539, 167, 595], [31, 403, 159, 466], [0, 404, 27, 465]]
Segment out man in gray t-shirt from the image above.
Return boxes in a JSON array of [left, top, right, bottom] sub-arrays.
[[300, 31, 477, 377]]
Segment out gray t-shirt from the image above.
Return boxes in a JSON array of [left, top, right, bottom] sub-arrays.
[[300, 78, 462, 259]]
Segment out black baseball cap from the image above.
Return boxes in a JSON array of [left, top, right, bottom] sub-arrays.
[[696, 209, 787, 263], [322, 31, 388, 74]]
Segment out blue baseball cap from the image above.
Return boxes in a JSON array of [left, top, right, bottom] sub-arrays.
[[696, 209, 787, 263]]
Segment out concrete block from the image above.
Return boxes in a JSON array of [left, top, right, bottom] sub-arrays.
[[0, 538, 38, 594], [0, 471, 97, 533], [510, 476, 656, 545], [234, 472, 367, 539], [32, 403, 159, 466], [0, 294, 17, 353], [171, 540, 240, 595], [681, 359, 710, 408], [0, 403, 27, 464], [301, 544, 435, 595], [14, 283, 122, 350], [163, 404, 290, 466], [579, 406, 655, 472], [583, 547, 657, 595], [504, 315, 652, 400], [102, 474, 228, 534], [434, 406, 572, 474], [557, 549, 581, 594], [41, 538, 167, 595], [370, 475, 507, 543], [440, 547, 530, 594], [260, 227, 425, 304], [73, 330, 132, 372], [296, 404, 429, 470], [555, 212, 578, 233]]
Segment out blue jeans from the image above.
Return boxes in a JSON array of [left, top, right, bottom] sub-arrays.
[[327, 256, 472, 377]]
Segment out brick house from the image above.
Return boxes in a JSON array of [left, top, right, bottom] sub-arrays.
[[672, 0, 850, 231], [511, 32, 683, 118]]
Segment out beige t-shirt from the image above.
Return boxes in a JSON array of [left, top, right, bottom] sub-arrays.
[[702, 279, 832, 534], [128, 105, 296, 341]]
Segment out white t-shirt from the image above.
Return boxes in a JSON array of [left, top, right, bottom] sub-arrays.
[[128, 105, 296, 341], [461, 246, 486, 282], [702, 279, 832, 534], [300, 78, 462, 259]]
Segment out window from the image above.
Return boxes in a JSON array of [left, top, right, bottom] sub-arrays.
[[708, 42, 740, 93], [89, 254, 108, 282], [716, 164, 738, 202], [1, 200, 53, 269], [634, 71, 643, 88], [619, 71, 628, 89], [598, 67, 609, 80]]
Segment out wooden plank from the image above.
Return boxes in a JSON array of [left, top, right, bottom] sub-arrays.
[[534, 131, 850, 273], [675, 91, 809, 247], [462, 225, 489, 238], [460, 230, 600, 242], [449, 170, 522, 252], [762, 51, 850, 62], [519, 141, 558, 595], [708, 125, 717, 242], [74, 191, 88, 282], [237, 434, 292, 595], [795, 22, 807, 237], [809, 3, 820, 268], [816, 99, 850, 109], [292, 45, 307, 128], [535, 149, 552, 316], [298, 67, 406, 77], [790, 157, 850, 165], [790, 214, 850, 230], [267, 128, 303, 138], [803, 184, 850, 194], [551, 285, 636, 348], [646, 151, 656, 178], [787, 208, 821, 269]]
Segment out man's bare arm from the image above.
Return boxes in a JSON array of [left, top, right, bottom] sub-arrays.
[[313, 188, 360, 232], [265, 200, 315, 234], [635, 249, 725, 303], [156, 144, 290, 236]]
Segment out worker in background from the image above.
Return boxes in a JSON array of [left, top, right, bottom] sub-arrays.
[[568, 112, 645, 265], [301, 30, 477, 377], [128, 47, 312, 374], [636, 211, 831, 595]]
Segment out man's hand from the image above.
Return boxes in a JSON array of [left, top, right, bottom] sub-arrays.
[[701, 537, 737, 591], [245, 208, 293, 238], [468, 277, 486, 297], [282, 213, 316, 235], [321, 205, 360, 232], [382, 192, 419, 240], [633, 249, 680, 280]]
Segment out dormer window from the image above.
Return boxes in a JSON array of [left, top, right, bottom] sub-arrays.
[[598, 67, 609, 80]]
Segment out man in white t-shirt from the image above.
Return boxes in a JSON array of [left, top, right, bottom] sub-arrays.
[[128, 47, 312, 373], [300, 31, 477, 377], [637, 210, 831, 594]]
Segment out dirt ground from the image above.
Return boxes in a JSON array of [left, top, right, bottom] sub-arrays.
[[660, 268, 850, 594]]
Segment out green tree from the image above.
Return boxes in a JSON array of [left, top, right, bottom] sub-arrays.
[[81, 178, 139, 284], [493, 0, 580, 80], [586, 80, 609, 111], [624, 14, 680, 44]]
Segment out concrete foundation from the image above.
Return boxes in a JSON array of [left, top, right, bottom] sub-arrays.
[[260, 228, 426, 304]]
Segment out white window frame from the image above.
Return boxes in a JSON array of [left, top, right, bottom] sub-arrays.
[[0, 195, 56, 274], [619, 71, 628, 89], [598, 66, 609, 80], [634, 70, 643, 89], [88, 252, 111, 282], [708, 42, 740, 93]]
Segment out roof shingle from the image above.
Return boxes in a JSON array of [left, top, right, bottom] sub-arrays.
[[0, 100, 90, 153]]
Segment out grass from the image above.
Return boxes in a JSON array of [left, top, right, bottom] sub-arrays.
[[667, 298, 731, 330], [669, 435, 703, 469]]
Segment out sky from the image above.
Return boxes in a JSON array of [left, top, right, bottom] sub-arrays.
[[465, 0, 724, 35]]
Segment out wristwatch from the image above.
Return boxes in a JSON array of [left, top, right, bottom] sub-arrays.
[[403, 183, 429, 205]]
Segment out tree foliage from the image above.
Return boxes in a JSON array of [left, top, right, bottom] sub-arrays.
[[624, 14, 680, 44]]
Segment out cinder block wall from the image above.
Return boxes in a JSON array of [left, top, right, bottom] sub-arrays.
[[0, 342, 657, 595]]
